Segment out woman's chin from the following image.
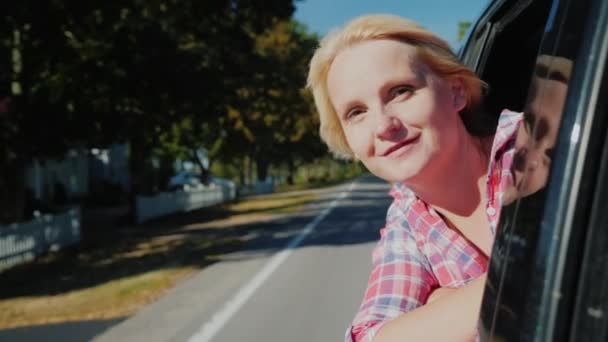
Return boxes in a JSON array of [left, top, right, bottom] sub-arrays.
[[365, 155, 428, 184]]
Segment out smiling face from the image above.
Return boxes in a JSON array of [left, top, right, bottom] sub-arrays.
[[326, 39, 467, 184], [513, 77, 567, 197]]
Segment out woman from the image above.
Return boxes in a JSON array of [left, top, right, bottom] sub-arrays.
[[508, 55, 572, 202], [307, 15, 522, 342]]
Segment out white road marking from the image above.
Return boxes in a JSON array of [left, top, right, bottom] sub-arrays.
[[187, 182, 356, 342]]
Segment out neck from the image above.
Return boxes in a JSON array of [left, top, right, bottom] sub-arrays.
[[407, 133, 491, 218]]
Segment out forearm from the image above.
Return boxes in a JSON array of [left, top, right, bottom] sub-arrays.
[[373, 276, 486, 342]]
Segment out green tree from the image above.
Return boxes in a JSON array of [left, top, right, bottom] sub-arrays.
[[0, 0, 299, 222], [458, 21, 472, 42], [224, 20, 324, 183]]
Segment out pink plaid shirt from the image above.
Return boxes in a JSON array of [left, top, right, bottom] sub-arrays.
[[347, 109, 523, 342]]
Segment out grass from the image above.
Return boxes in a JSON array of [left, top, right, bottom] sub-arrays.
[[275, 178, 358, 193], [0, 188, 322, 329], [0, 268, 195, 328], [228, 193, 318, 214]]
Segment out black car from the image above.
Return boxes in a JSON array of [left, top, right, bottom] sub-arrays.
[[460, 0, 608, 341]]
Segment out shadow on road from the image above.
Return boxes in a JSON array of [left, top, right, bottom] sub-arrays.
[[0, 318, 124, 342], [0, 174, 391, 335]]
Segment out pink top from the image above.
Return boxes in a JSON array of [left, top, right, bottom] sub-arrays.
[[347, 109, 523, 342]]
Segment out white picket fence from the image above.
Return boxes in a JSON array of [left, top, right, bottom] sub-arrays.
[[0, 183, 244, 271], [135, 184, 237, 224], [0, 208, 81, 272]]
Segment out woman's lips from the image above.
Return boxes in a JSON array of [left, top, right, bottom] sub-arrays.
[[381, 135, 420, 157]]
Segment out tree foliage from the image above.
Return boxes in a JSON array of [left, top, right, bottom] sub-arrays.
[[457, 21, 472, 42], [0, 0, 328, 221], [225, 20, 324, 181]]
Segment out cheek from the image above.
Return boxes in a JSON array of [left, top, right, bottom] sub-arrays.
[[343, 123, 372, 155], [526, 167, 549, 193], [424, 115, 457, 153], [523, 150, 550, 192], [418, 98, 459, 139]]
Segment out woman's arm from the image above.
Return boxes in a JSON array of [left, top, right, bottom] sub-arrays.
[[373, 275, 487, 342], [347, 203, 436, 342]]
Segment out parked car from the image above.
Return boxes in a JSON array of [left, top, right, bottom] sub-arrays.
[[208, 175, 236, 189], [460, 0, 608, 340], [167, 171, 203, 191]]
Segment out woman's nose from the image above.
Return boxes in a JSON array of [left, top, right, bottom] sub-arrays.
[[375, 114, 403, 141]]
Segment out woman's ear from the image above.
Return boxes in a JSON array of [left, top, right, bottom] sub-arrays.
[[449, 77, 467, 112]]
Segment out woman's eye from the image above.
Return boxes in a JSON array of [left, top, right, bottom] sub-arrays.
[[389, 85, 414, 99], [346, 108, 365, 120]]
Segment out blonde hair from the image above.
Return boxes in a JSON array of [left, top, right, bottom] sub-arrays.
[[307, 14, 486, 159]]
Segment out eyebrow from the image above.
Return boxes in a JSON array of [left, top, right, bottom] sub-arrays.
[[535, 64, 569, 83], [379, 72, 423, 95]]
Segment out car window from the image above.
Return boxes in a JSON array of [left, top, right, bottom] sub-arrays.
[[568, 77, 608, 340], [479, 0, 553, 117], [473, 0, 556, 336], [465, 0, 553, 137], [561, 1, 608, 340], [460, 20, 491, 71], [478, 0, 606, 340]]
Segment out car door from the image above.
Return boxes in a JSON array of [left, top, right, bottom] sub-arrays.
[[473, 0, 608, 340]]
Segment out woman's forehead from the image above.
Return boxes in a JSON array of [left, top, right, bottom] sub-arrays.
[[328, 39, 427, 83], [343, 39, 419, 66]]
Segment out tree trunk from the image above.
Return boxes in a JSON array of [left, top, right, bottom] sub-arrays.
[[0, 159, 26, 225], [248, 149, 254, 185], [239, 156, 246, 185], [157, 154, 174, 191], [128, 138, 148, 223], [191, 149, 209, 185], [287, 156, 295, 185], [256, 158, 268, 182], [0, 28, 27, 224]]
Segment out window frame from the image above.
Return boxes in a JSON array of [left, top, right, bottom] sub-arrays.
[[473, 0, 608, 340]]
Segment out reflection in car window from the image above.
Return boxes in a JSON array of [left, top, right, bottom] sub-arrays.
[[505, 55, 572, 203], [484, 53, 573, 341], [481, 0, 593, 339]]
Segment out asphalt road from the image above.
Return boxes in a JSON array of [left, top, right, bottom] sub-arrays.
[[2, 175, 392, 342]]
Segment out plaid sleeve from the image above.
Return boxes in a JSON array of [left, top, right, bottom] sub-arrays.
[[494, 109, 523, 194], [345, 202, 435, 342], [486, 109, 524, 233]]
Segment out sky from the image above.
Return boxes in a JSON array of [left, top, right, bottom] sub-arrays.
[[294, 0, 490, 50]]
